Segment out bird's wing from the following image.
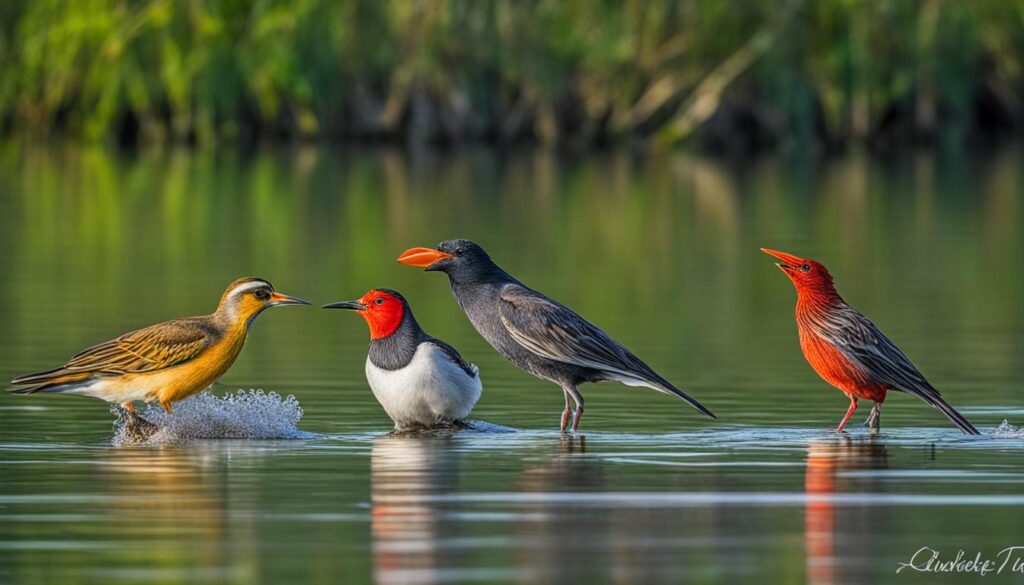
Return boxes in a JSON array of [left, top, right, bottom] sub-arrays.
[[825, 307, 979, 434], [497, 284, 642, 375], [426, 338, 478, 378], [496, 284, 715, 418], [59, 320, 211, 375], [825, 307, 939, 398], [10, 320, 212, 391]]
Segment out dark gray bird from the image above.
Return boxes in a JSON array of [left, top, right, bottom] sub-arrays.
[[398, 239, 715, 431]]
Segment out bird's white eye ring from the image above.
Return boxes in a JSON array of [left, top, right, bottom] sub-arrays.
[[375, 297, 385, 305]]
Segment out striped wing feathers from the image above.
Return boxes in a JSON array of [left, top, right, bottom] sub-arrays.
[[65, 320, 211, 374], [496, 284, 650, 379], [818, 306, 941, 399], [496, 284, 716, 419], [810, 304, 979, 434], [12, 319, 212, 386]]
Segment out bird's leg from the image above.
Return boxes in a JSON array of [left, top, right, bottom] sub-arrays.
[[572, 404, 585, 432], [863, 402, 882, 433], [160, 401, 174, 415], [560, 390, 572, 432], [121, 402, 136, 412], [836, 395, 858, 432], [566, 385, 585, 432]]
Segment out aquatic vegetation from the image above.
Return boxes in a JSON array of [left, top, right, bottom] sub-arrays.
[[2, 0, 1022, 149]]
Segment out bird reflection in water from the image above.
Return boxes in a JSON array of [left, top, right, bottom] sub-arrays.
[[805, 436, 888, 585], [94, 446, 231, 578], [370, 435, 461, 585], [516, 435, 616, 583]]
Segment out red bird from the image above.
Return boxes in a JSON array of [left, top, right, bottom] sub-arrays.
[[762, 248, 979, 435]]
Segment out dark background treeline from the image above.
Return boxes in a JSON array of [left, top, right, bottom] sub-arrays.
[[2, 0, 1023, 153]]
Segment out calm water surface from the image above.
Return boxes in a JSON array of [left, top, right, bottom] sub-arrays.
[[0, 145, 1022, 584]]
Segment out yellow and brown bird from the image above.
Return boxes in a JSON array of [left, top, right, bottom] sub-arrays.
[[7, 277, 309, 413]]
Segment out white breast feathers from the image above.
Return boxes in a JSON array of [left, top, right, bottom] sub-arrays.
[[365, 343, 482, 429]]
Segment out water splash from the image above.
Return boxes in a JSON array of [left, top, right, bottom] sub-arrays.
[[112, 389, 316, 445], [992, 420, 1024, 439]]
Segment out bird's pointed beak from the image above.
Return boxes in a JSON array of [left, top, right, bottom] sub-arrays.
[[268, 292, 311, 307], [322, 300, 367, 311], [397, 247, 454, 270], [761, 248, 803, 272]]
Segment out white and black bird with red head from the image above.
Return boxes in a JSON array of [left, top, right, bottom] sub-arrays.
[[324, 288, 482, 430], [398, 239, 716, 432]]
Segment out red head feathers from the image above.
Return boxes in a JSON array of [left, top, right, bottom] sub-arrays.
[[761, 248, 840, 302], [352, 289, 406, 339]]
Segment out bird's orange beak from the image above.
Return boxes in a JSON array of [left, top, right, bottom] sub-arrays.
[[268, 291, 311, 306], [761, 248, 804, 273], [397, 247, 453, 268]]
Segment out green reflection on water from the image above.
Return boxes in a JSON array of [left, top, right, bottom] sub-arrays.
[[0, 145, 1021, 584], [1, 145, 1020, 422]]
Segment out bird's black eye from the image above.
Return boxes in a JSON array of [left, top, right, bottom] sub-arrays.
[[455, 248, 465, 256], [374, 297, 384, 305], [801, 264, 811, 272], [254, 289, 270, 300]]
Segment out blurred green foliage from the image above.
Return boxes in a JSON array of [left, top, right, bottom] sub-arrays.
[[1, 0, 1023, 150]]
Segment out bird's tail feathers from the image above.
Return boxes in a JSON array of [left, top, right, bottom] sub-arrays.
[[8, 383, 66, 395], [8, 368, 91, 395], [902, 385, 980, 435], [613, 372, 716, 419], [922, 394, 980, 435]]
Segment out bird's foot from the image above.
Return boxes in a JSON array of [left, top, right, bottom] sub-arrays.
[[866, 414, 881, 434], [112, 404, 159, 441], [122, 402, 136, 412], [160, 401, 174, 414]]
